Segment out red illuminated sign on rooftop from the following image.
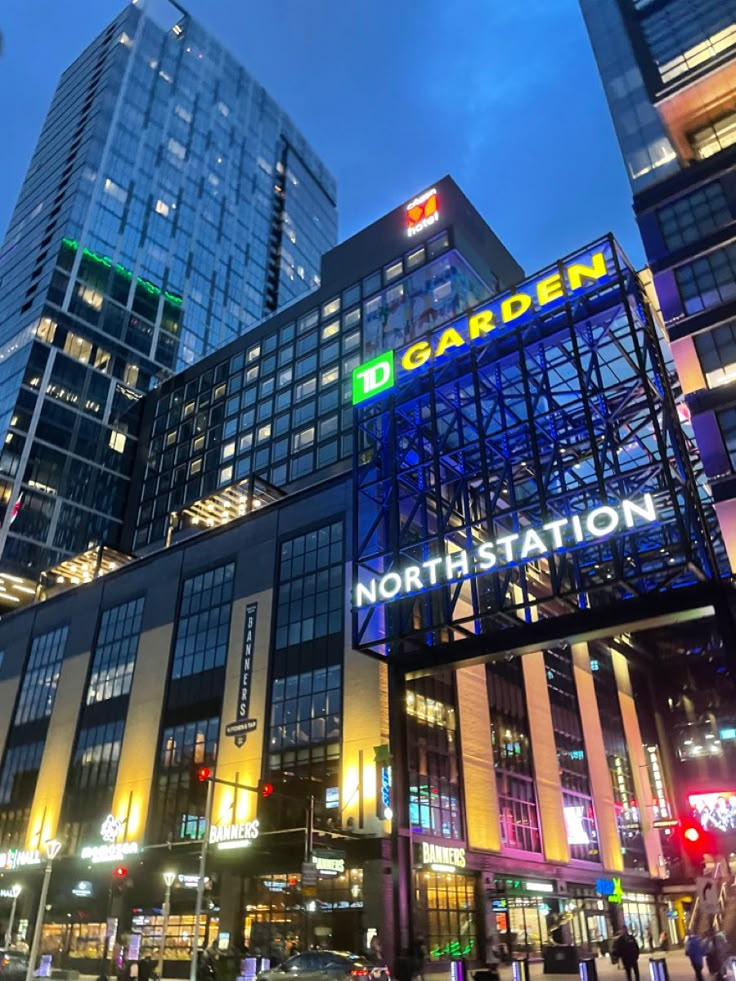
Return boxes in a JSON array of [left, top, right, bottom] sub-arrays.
[[406, 188, 439, 237]]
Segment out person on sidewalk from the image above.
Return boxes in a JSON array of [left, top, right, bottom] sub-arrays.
[[704, 927, 729, 979], [685, 930, 705, 981], [612, 927, 640, 981]]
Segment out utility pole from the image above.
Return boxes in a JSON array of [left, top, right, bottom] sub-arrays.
[[190, 777, 214, 981], [304, 795, 315, 950]]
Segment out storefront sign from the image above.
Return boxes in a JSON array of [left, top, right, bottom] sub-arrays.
[[355, 495, 657, 607], [177, 874, 211, 889], [352, 243, 613, 405], [72, 881, 93, 898], [0, 888, 19, 899], [0, 849, 41, 870], [101, 814, 123, 842], [418, 841, 466, 871], [524, 880, 554, 894], [406, 188, 439, 237], [209, 820, 260, 850], [313, 849, 346, 876], [225, 603, 258, 747], [80, 842, 140, 864], [596, 877, 623, 903]]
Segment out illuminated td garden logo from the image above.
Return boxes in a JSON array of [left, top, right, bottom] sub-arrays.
[[353, 494, 657, 608], [352, 247, 612, 406]]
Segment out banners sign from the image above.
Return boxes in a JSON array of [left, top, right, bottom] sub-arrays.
[[226, 602, 258, 747]]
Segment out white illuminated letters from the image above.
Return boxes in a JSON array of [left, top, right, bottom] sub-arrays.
[[354, 494, 658, 608]]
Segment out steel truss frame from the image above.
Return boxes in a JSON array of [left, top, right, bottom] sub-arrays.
[[352, 235, 722, 663]]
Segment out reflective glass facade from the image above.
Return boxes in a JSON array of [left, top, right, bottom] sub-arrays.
[[0, 1, 336, 576]]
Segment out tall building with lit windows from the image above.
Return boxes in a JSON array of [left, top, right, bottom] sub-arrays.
[[0, 0, 336, 586], [579, 0, 736, 570]]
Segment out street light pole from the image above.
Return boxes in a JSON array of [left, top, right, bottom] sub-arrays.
[[189, 778, 214, 981], [5, 884, 22, 947], [159, 871, 176, 981], [25, 840, 61, 981]]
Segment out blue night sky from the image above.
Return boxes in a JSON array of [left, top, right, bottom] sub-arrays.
[[0, 0, 644, 277]]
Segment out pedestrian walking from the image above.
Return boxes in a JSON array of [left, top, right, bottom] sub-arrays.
[[685, 930, 705, 981], [704, 927, 729, 979], [612, 927, 640, 981]]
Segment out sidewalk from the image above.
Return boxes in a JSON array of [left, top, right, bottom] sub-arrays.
[[425, 950, 696, 981]]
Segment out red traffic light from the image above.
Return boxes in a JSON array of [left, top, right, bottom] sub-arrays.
[[684, 826, 701, 843], [197, 766, 211, 783], [261, 781, 274, 798], [113, 866, 128, 879]]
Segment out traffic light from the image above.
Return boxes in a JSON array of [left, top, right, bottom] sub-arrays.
[[679, 819, 716, 869], [258, 780, 274, 798], [112, 866, 128, 879], [197, 766, 212, 782]]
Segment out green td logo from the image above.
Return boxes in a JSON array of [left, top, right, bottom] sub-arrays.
[[352, 351, 395, 405]]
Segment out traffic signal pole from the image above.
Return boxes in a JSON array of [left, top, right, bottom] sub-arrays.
[[190, 775, 214, 981]]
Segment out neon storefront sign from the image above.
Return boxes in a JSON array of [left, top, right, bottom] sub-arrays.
[[354, 494, 657, 607], [352, 245, 612, 405]]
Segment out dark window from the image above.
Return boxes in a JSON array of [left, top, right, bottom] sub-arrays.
[[694, 321, 736, 389], [16, 626, 68, 724], [657, 182, 731, 251], [675, 243, 736, 315], [172, 563, 235, 678]]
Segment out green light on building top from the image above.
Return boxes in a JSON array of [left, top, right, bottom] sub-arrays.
[[62, 237, 183, 306]]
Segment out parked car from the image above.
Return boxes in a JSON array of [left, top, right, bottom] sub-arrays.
[[0, 951, 28, 980], [258, 951, 390, 981]]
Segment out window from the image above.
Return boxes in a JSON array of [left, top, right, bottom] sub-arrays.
[[418, 871, 477, 963], [675, 243, 736, 315], [407, 674, 462, 839], [171, 563, 235, 678], [275, 522, 344, 649], [87, 598, 144, 704], [16, 626, 68, 724], [257, 423, 272, 443], [64, 332, 93, 364], [154, 717, 219, 841], [384, 259, 403, 283], [695, 321, 736, 388], [222, 441, 235, 461], [322, 298, 340, 319], [321, 367, 339, 387], [292, 427, 315, 451], [0, 741, 44, 805], [70, 720, 124, 791], [657, 183, 731, 250], [268, 665, 342, 767], [718, 406, 736, 471], [109, 430, 126, 454], [103, 178, 128, 204], [692, 110, 736, 159], [321, 321, 340, 340], [406, 245, 426, 270]]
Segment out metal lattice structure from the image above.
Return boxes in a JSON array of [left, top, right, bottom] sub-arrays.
[[352, 236, 722, 664]]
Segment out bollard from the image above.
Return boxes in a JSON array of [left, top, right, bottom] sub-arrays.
[[579, 957, 598, 981], [512, 959, 530, 981], [649, 958, 669, 981]]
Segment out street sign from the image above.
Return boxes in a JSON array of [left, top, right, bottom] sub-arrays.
[[696, 876, 720, 915], [653, 818, 679, 829], [301, 861, 318, 887]]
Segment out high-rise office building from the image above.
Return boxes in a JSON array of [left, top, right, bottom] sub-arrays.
[[579, 0, 736, 569], [0, 0, 336, 588]]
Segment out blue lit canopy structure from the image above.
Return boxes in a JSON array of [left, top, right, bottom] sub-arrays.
[[352, 236, 723, 666]]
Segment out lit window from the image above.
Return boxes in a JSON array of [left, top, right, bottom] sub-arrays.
[[321, 367, 339, 387], [192, 435, 205, 453], [36, 317, 57, 343], [247, 345, 261, 363], [183, 401, 195, 418], [222, 441, 236, 461], [168, 138, 186, 161], [155, 200, 170, 217], [104, 178, 128, 204], [239, 433, 253, 452], [123, 363, 139, 388], [94, 347, 112, 372], [219, 465, 233, 485], [406, 246, 425, 270], [321, 320, 340, 340], [64, 332, 93, 364], [384, 259, 403, 283], [109, 431, 126, 454], [174, 105, 192, 123], [257, 424, 272, 443], [166, 431, 176, 447], [322, 297, 340, 319], [214, 383, 226, 400], [293, 427, 315, 451], [189, 458, 202, 476], [246, 366, 259, 383]]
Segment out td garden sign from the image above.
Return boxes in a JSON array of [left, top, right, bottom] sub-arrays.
[[352, 245, 612, 406], [354, 494, 658, 608]]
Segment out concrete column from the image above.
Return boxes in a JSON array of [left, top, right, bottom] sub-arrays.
[[26, 650, 91, 848], [570, 643, 623, 872], [112, 621, 174, 842], [521, 651, 570, 864], [455, 663, 501, 852], [611, 649, 663, 877]]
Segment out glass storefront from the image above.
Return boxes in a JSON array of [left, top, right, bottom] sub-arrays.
[[415, 869, 478, 962], [41, 922, 107, 959], [132, 914, 209, 961]]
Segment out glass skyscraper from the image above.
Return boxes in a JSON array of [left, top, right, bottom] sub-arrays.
[[0, 0, 336, 583], [580, 0, 736, 570]]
